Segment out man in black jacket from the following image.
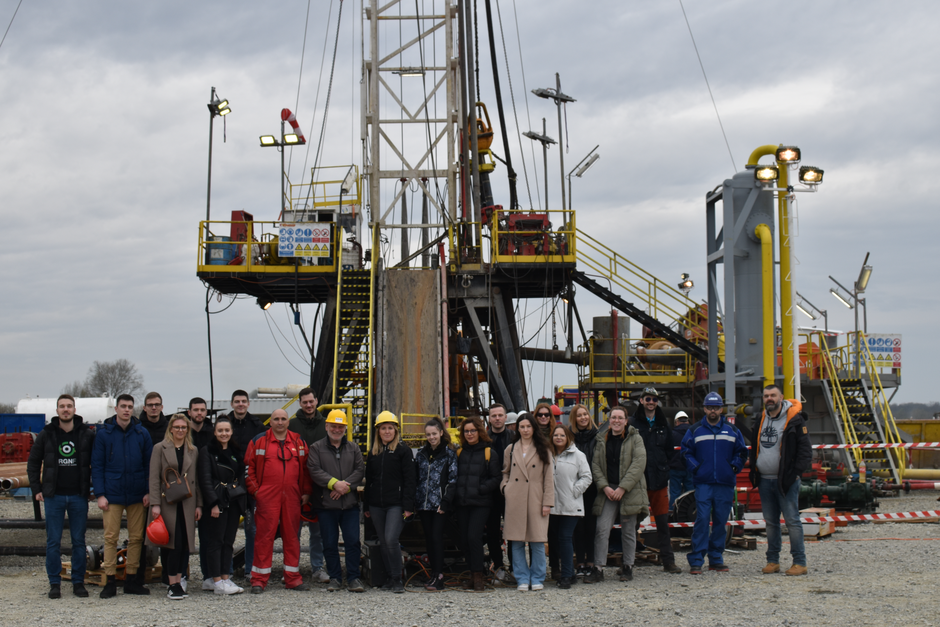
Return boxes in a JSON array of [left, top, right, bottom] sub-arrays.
[[669, 412, 693, 509], [227, 389, 267, 578], [485, 403, 513, 582], [630, 387, 681, 573], [139, 391, 167, 446], [749, 384, 813, 576], [27, 394, 95, 599]]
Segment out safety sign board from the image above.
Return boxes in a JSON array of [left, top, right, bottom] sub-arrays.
[[277, 223, 330, 258], [866, 334, 901, 369]]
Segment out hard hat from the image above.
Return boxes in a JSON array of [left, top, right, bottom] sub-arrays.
[[505, 412, 519, 425], [375, 411, 398, 426], [674, 411, 690, 422], [703, 392, 724, 407], [326, 409, 348, 426], [146, 514, 169, 546], [550, 405, 562, 417], [641, 386, 660, 399]]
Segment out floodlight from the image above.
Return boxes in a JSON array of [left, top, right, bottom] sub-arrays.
[[532, 87, 575, 103], [796, 302, 816, 320], [283, 134, 302, 145], [208, 95, 232, 118], [523, 130, 556, 145], [260, 135, 277, 147], [775, 146, 801, 162], [856, 263, 872, 294], [257, 298, 273, 311], [799, 166, 824, 185], [678, 273, 694, 295], [754, 165, 779, 183], [829, 288, 854, 309], [574, 153, 600, 178]]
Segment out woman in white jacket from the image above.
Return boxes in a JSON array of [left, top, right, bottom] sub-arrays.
[[547, 424, 592, 589]]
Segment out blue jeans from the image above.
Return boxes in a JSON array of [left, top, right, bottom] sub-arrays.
[[43, 494, 88, 585], [758, 477, 806, 567], [369, 506, 405, 582], [687, 483, 734, 567], [319, 508, 361, 582], [297, 519, 324, 572], [669, 469, 694, 509], [511, 541, 546, 587]]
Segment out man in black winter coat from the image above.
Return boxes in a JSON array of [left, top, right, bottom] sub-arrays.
[[629, 387, 681, 574], [485, 403, 513, 581], [226, 389, 267, 576], [27, 394, 95, 599], [669, 412, 694, 509], [139, 391, 168, 446]]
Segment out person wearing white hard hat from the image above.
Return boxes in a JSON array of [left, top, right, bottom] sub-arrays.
[[307, 409, 365, 592], [505, 412, 519, 432], [363, 411, 416, 593], [669, 411, 694, 510]]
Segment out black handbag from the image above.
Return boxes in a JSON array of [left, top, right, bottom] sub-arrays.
[[162, 467, 192, 504], [217, 463, 247, 502]]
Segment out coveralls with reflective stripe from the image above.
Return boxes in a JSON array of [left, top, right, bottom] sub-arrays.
[[246, 430, 310, 589]]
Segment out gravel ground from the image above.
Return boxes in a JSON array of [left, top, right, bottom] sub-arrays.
[[1, 493, 939, 627]]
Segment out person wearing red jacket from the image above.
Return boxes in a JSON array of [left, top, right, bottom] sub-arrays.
[[245, 409, 311, 593]]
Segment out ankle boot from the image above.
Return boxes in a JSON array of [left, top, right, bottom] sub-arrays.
[[472, 571, 485, 592], [99, 576, 117, 599]]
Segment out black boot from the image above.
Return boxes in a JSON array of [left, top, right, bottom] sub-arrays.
[[654, 513, 678, 571], [100, 576, 117, 599], [123, 572, 151, 595]]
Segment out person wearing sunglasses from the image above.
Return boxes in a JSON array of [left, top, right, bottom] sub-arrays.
[[533, 403, 554, 439], [148, 414, 203, 600], [454, 416, 501, 591], [245, 409, 311, 594], [629, 387, 682, 574]]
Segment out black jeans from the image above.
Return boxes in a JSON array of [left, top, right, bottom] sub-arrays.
[[419, 510, 446, 575], [369, 505, 405, 582], [203, 502, 243, 579], [458, 505, 489, 573], [574, 487, 597, 565], [164, 503, 190, 578], [484, 494, 506, 568]]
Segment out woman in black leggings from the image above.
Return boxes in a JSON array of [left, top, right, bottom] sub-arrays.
[[196, 417, 246, 595]]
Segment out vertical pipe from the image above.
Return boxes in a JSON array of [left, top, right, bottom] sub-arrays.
[[786, 169, 801, 400], [756, 224, 774, 390], [542, 118, 549, 211], [439, 243, 450, 419], [556, 73, 566, 213], [206, 87, 215, 223], [778, 160, 795, 398]]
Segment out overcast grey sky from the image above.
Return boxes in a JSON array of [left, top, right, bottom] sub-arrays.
[[1, 1, 937, 412]]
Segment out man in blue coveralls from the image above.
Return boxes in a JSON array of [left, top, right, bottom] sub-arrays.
[[681, 392, 748, 574]]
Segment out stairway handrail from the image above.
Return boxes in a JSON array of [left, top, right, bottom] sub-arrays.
[[857, 332, 906, 476], [818, 333, 862, 465]]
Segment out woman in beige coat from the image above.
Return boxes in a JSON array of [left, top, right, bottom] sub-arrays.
[[149, 414, 202, 600], [500, 413, 554, 591]]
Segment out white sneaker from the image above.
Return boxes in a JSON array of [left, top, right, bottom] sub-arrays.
[[312, 568, 331, 583], [202, 578, 216, 591], [224, 579, 244, 594], [180, 576, 188, 593], [214, 580, 234, 595], [517, 584, 529, 592], [531, 583, 544, 591]]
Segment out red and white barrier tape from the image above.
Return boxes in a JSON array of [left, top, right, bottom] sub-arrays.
[[673, 442, 940, 451], [632, 509, 940, 531]]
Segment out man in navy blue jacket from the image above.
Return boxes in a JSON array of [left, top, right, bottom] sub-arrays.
[[681, 392, 747, 574]]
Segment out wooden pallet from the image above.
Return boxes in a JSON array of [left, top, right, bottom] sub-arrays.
[[728, 535, 758, 550], [62, 562, 162, 586]]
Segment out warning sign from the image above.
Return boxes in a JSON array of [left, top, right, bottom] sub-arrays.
[[277, 223, 331, 258], [866, 334, 902, 369]]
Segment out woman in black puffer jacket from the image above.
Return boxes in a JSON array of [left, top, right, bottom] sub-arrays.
[[570, 404, 599, 577], [454, 416, 501, 591], [363, 411, 416, 593]]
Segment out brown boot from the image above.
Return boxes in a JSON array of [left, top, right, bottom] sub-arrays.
[[462, 575, 474, 590], [761, 563, 780, 574], [785, 564, 807, 576], [472, 572, 485, 592]]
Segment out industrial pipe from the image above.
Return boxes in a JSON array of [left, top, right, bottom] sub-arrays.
[[0, 474, 29, 490], [748, 145, 795, 399], [0, 463, 29, 474], [519, 347, 586, 365], [755, 223, 775, 390], [899, 468, 940, 480], [880, 481, 940, 492]]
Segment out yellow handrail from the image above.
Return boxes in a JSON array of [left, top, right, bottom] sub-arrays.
[[818, 333, 862, 466]]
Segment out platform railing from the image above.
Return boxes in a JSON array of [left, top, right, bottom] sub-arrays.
[[197, 220, 340, 273], [490, 209, 576, 264], [586, 337, 695, 386]]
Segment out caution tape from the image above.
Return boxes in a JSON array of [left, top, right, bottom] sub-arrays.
[[632, 509, 940, 531], [673, 442, 940, 451]]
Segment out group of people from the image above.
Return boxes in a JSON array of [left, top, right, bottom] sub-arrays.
[[26, 383, 812, 600]]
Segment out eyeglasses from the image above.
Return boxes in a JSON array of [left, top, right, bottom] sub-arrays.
[[463, 428, 478, 434], [146, 403, 163, 408], [171, 426, 188, 431], [643, 396, 658, 403]]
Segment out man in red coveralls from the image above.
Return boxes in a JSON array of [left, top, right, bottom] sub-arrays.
[[245, 409, 311, 593]]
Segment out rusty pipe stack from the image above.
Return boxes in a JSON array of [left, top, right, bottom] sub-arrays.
[[0, 463, 30, 491]]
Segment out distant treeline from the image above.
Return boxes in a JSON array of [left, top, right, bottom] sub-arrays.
[[890, 402, 940, 420]]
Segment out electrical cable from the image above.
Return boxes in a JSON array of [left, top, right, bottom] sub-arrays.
[[510, 0, 540, 209], [679, 0, 736, 171], [265, 310, 311, 364], [264, 312, 310, 375], [299, 0, 336, 187], [495, 0, 533, 209], [0, 0, 22, 52], [204, 286, 215, 411], [287, 0, 313, 178]]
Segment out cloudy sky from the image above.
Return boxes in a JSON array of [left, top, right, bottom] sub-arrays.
[[1, 0, 937, 413]]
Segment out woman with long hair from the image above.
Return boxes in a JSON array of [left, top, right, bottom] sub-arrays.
[[501, 413, 554, 592], [149, 414, 202, 600], [196, 417, 246, 595], [415, 418, 457, 591], [547, 424, 592, 588], [570, 403, 599, 577], [363, 411, 416, 593], [454, 415, 501, 592], [532, 403, 554, 439]]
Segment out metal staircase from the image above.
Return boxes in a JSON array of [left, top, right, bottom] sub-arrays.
[[818, 333, 904, 482], [331, 263, 375, 453]]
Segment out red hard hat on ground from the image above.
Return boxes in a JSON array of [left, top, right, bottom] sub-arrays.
[[146, 514, 169, 545]]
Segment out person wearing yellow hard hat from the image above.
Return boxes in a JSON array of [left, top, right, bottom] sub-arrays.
[[307, 409, 365, 592], [363, 411, 416, 593]]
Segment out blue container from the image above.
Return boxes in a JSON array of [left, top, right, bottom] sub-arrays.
[[206, 236, 235, 265], [0, 414, 45, 433]]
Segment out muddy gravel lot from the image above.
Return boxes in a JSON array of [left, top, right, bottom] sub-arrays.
[[1, 494, 938, 627]]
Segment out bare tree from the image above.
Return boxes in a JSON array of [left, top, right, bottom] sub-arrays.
[[61, 380, 91, 397], [0, 402, 15, 414], [85, 359, 144, 399]]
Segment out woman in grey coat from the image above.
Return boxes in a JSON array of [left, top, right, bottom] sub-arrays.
[[547, 424, 592, 589]]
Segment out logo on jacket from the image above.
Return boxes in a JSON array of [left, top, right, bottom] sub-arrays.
[[759, 424, 779, 449]]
